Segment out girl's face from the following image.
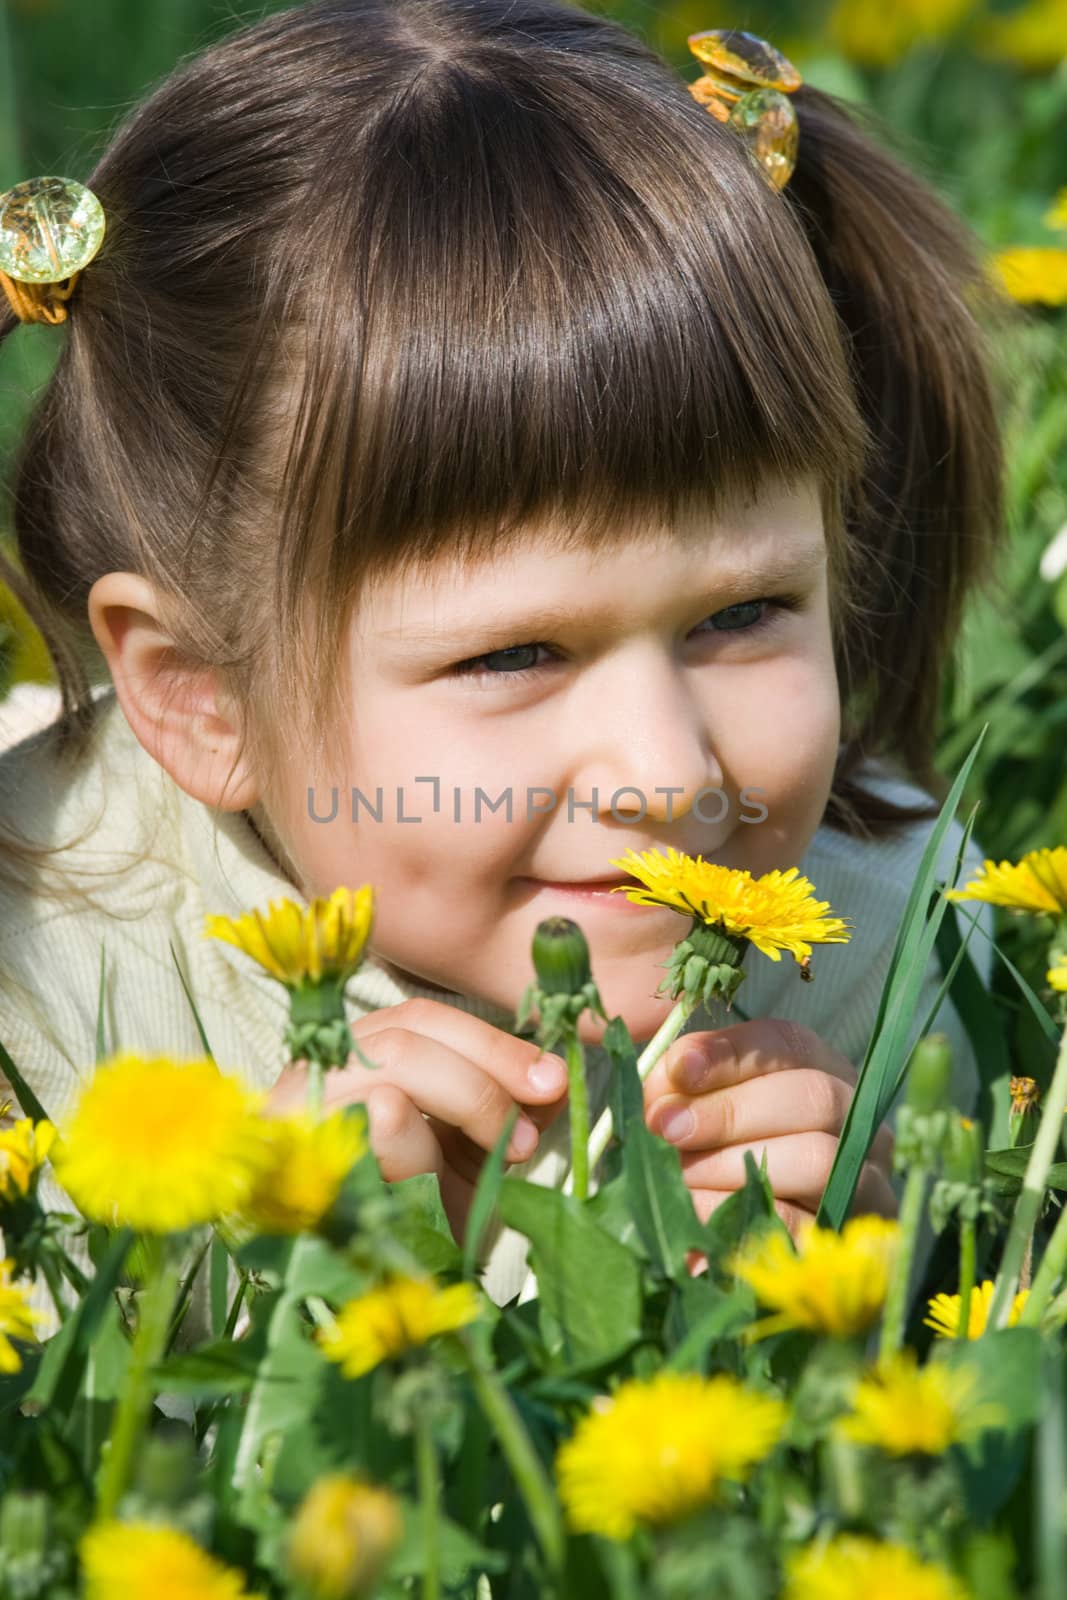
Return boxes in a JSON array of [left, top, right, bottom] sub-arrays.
[[257, 478, 841, 1043]]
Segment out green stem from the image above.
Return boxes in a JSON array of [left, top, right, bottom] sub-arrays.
[[83, 1343, 99, 1480], [879, 1166, 927, 1361], [957, 1216, 976, 1341], [415, 1407, 441, 1600], [222, 1271, 250, 1340], [564, 1029, 589, 1202], [824, 1434, 865, 1520], [57, 1249, 90, 1297], [39, 1254, 68, 1325], [583, 993, 702, 1178], [989, 1023, 1067, 1332], [96, 1242, 181, 1521], [458, 1332, 565, 1575], [1019, 1198, 1067, 1329], [600, 1538, 642, 1599], [306, 1059, 324, 1120]]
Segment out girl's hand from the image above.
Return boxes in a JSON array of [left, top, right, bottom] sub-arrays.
[[642, 1018, 898, 1242], [266, 999, 569, 1239]]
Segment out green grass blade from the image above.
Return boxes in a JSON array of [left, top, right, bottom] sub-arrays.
[[0, 1036, 49, 1123], [169, 940, 217, 1061], [462, 1107, 518, 1280], [95, 943, 110, 1063], [816, 725, 988, 1230], [935, 904, 1014, 1148], [947, 905, 1062, 1052]]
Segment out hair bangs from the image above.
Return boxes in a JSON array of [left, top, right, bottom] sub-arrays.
[[272, 44, 868, 638]]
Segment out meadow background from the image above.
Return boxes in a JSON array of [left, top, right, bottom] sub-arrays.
[[2, 0, 1066, 1045]]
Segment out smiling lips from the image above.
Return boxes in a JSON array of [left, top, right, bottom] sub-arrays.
[[551, 876, 631, 888]]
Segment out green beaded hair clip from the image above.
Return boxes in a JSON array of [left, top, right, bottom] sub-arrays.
[[0, 176, 106, 326], [686, 28, 802, 191]]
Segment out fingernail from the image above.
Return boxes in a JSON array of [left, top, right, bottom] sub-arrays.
[[679, 1047, 712, 1091], [508, 1115, 539, 1161], [658, 1106, 695, 1143], [528, 1055, 567, 1094], [679, 1039, 731, 1091]]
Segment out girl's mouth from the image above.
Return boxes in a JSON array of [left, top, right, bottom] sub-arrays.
[[517, 876, 650, 911]]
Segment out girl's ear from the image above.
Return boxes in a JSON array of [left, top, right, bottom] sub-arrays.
[[88, 571, 259, 812]]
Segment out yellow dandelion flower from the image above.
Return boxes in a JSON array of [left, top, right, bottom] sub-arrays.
[[0, 583, 52, 684], [925, 1279, 1030, 1339], [827, 0, 973, 69], [976, 0, 1067, 72], [1048, 951, 1067, 992], [608, 847, 850, 964], [946, 845, 1067, 915], [288, 1474, 403, 1599], [989, 247, 1067, 306], [783, 1534, 970, 1600], [80, 1520, 260, 1600], [206, 885, 375, 988], [729, 1216, 899, 1339], [53, 1054, 267, 1233], [240, 1111, 367, 1234], [0, 1117, 56, 1203], [555, 1370, 787, 1542], [1044, 188, 1067, 232], [835, 1348, 1004, 1455], [317, 1275, 483, 1379], [0, 1259, 43, 1373]]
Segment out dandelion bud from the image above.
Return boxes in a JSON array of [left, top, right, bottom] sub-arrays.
[[532, 917, 593, 996], [905, 1034, 952, 1115], [288, 1475, 402, 1598], [943, 1114, 983, 1186]]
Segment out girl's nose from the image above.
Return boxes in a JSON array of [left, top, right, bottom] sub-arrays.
[[565, 651, 723, 824]]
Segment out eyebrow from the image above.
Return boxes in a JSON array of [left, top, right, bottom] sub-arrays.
[[381, 543, 827, 649]]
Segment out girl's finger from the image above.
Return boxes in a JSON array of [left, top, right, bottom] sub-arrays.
[[691, 1186, 811, 1241], [849, 1160, 899, 1220], [365, 1084, 446, 1183], [646, 1067, 895, 1169], [354, 998, 568, 1122], [643, 1017, 857, 1108], [321, 1029, 540, 1163], [676, 1131, 887, 1210], [427, 1118, 517, 1187]]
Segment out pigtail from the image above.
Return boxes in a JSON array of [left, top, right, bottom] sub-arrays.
[[784, 87, 1007, 826]]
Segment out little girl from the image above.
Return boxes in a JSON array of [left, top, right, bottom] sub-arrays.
[[0, 0, 1002, 1319]]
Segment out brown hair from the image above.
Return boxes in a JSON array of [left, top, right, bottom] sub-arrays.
[[0, 0, 1006, 896]]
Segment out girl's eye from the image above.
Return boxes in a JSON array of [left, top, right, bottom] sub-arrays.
[[450, 596, 798, 685]]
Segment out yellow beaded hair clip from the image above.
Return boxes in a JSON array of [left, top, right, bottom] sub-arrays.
[[686, 28, 802, 192], [0, 176, 106, 326]]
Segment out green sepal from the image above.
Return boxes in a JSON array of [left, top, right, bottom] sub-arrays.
[[283, 1017, 356, 1070], [518, 979, 609, 1053]]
